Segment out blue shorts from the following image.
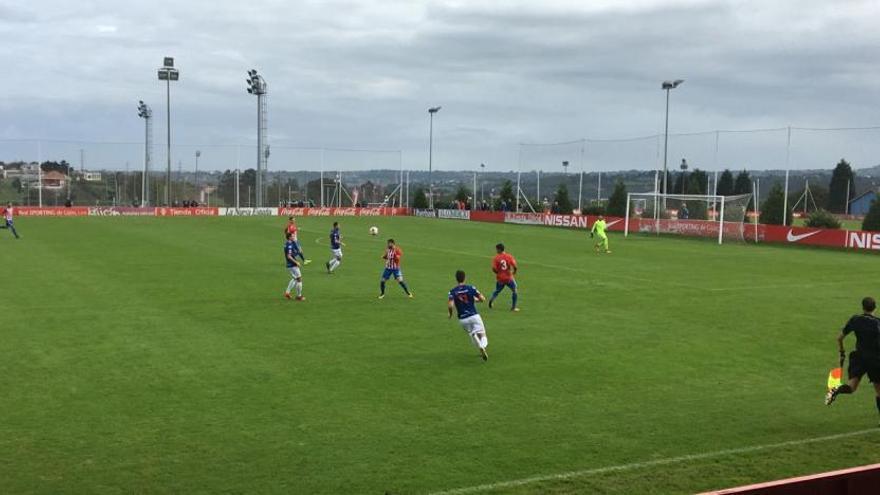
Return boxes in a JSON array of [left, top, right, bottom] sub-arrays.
[[382, 268, 402, 280], [495, 280, 517, 292], [5, 220, 12, 227]]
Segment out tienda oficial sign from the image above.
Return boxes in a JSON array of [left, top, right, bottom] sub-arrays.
[[155, 207, 218, 216]]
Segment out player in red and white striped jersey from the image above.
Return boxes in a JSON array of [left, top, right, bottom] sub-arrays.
[[379, 239, 412, 299]]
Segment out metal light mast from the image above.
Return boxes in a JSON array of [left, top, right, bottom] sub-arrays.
[[660, 79, 684, 203], [194, 150, 201, 199], [427, 106, 441, 209], [157, 57, 180, 206], [247, 69, 268, 208], [137, 100, 153, 206]]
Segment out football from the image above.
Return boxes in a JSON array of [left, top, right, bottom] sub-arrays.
[[369, 226, 379, 236]]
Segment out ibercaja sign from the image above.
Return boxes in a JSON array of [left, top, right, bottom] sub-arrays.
[[218, 208, 276, 216], [437, 209, 470, 220]]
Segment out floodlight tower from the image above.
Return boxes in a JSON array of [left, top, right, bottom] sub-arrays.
[[157, 57, 180, 205], [427, 106, 441, 209], [480, 162, 486, 203], [194, 150, 201, 197], [247, 69, 268, 208], [679, 158, 688, 194], [137, 100, 153, 206], [660, 79, 684, 200]]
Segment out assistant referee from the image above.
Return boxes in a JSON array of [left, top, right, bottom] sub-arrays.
[[825, 297, 880, 423]]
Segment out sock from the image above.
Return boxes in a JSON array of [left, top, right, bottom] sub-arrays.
[[470, 333, 482, 349], [380, 280, 386, 295], [479, 334, 488, 348], [490, 289, 501, 302], [286, 278, 297, 294], [399, 281, 411, 295], [837, 384, 854, 394], [294, 281, 303, 297], [511, 292, 518, 309], [329, 259, 340, 271]]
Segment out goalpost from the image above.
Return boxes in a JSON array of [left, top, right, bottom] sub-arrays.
[[624, 192, 753, 244]]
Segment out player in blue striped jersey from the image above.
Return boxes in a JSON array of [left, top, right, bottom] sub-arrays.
[[448, 270, 489, 361], [326, 222, 345, 273]]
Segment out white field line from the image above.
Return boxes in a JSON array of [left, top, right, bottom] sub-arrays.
[[705, 281, 855, 292], [426, 428, 879, 495]]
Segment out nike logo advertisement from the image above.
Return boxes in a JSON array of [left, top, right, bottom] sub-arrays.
[[786, 230, 821, 242]]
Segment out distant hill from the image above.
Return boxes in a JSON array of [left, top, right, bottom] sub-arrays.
[[856, 164, 880, 177]]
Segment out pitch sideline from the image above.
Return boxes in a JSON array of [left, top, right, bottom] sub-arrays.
[[426, 428, 879, 495]]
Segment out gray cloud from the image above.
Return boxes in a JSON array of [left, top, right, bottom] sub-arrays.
[[0, 0, 879, 172]]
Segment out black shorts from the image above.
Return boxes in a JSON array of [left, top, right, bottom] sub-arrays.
[[848, 352, 880, 383]]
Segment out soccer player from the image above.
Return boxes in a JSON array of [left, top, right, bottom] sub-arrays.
[[448, 270, 489, 361], [590, 215, 610, 253], [326, 221, 345, 273], [2, 202, 20, 239], [379, 238, 412, 299], [283, 232, 305, 301], [825, 297, 880, 422], [283, 216, 311, 265], [489, 243, 519, 312]]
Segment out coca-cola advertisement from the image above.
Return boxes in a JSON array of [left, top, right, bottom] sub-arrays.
[[277, 207, 409, 217]]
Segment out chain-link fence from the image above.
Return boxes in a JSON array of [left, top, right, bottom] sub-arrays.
[[2, 126, 879, 212]]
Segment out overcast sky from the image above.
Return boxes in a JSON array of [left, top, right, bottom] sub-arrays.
[[1, 0, 879, 172]]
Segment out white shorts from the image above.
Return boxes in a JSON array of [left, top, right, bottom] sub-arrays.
[[458, 314, 486, 336], [288, 266, 302, 279], [331, 248, 343, 258]]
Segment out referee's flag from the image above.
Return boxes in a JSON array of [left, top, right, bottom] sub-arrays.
[[827, 367, 843, 390]]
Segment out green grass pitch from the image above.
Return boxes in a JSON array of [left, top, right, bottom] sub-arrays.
[[1, 216, 879, 494]]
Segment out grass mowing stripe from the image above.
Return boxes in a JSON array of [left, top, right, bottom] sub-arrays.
[[427, 428, 880, 495]]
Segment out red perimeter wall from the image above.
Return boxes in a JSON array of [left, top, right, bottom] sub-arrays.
[[698, 463, 880, 494]]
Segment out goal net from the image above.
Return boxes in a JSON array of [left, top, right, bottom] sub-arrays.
[[624, 193, 752, 244]]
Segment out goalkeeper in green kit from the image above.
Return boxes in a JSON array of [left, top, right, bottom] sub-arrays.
[[590, 215, 611, 254]]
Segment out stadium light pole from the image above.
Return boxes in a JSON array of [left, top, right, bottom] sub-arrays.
[[428, 106, 441, 209], [265, 144, 271, 206], [661, 79, 684, 207], [158, 57, 179, 206], [194, 150, 201, 201], [680, 158, 688, 194], [137, 100, 153, 207], [247, 69, 268, 208], [480, 162, 486, 203]]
